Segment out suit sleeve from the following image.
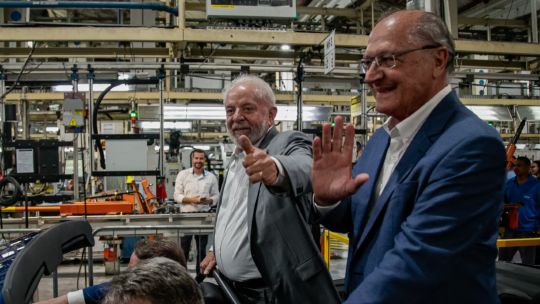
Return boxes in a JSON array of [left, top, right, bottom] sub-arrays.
[[271, 132, 313, 197], [345, 135, 505, 303]]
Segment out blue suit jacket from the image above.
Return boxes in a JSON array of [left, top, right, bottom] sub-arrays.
[[322, 92, 505, 303]]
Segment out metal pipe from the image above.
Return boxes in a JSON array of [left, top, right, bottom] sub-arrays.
[[532, 0, 538, 43], [158, 69, 165, 177], [0, 1, 178, 16], [87, 66, 95, 195], [72, 65, 80, 201], [0, 62, 538, 81]]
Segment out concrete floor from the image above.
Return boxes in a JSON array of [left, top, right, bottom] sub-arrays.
[[33, 249, 348, 302]]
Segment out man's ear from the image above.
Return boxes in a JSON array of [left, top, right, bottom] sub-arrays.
[[433, 48, 449, 78], [268, 106, 277, 124]]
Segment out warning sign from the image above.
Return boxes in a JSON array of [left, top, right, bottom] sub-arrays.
[[69, 118, 77, 127]]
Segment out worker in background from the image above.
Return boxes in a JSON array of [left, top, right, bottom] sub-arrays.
[[102, 257, 203, 304], [311, 10, 505, 303], [34, 238, 186, 304], [173, 149, 219, 280], [499, 156, 540, 265], [200, 75, 340, 304]]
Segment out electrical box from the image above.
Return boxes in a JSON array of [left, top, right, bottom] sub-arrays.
[[206, 0, 296, 19], [63, 92, 86, 133]]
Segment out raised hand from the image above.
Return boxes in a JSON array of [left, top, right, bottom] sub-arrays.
[[238, 135, 279, 185], [312, 116, 369, 205]]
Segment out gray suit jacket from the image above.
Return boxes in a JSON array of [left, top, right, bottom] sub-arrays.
[[217, 127, 340, 303]]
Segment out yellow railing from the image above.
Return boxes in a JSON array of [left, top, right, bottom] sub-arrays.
[[322, 230, 349, 270], [497, 237, 540, 247], [321, 230, 540, 270]]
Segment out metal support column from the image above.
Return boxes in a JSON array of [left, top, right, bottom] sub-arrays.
[[443, 0, 459, 39], [87, 65, 95, 195], [158, 66, 165, 177], [71, 65, 80, 200], [294, 58, 304, 131], [0, 66, 5, 175], [532, 0, 538, 43]]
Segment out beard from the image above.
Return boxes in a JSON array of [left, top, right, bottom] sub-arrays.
[[228, 121, 269, 145]]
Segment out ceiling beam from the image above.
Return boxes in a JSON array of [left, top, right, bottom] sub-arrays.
[[0, 47, 170, 58], [0, 27, 539, 56]]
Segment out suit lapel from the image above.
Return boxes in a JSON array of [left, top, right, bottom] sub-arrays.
[[352, 129, 390, 241], [354, 92, 460, 252]]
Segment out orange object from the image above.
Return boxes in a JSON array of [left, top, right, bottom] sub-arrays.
[[505, 144, 516, 171], [59, 201, 134, 215], [502, 203, 521, 230], [506, 118, 527, 171], [104, 246, 117, 262]]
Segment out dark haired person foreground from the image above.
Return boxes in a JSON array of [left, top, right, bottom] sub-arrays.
[[312, 10, 505, 303], [102, 257, 203, 304], [35, 238, 186, 304]]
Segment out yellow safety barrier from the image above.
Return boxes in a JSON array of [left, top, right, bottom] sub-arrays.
[[497, 237, 540, 248], [322, 230, 349, 271]]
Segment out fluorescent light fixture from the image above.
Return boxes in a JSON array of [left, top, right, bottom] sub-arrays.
[[46, 126, 59, 133], [466, 106, 513, 121], [281, 44, 291, 50], [118, 72, 130, 80], [516, 144, 527, 150], [52, 84, 130, 92], [193, 145, 211, 151], [139, 121, 192, 130], [160, 105, 331, 121]]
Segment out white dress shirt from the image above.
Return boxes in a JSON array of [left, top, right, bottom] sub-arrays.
[[173, 168, 219, 212], [213, 132, 287, 281], [214, 149, 262, 281]]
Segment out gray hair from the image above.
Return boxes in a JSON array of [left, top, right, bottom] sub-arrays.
[[223, 74, 276, 107], [102, 257, 204, 304], [411, 12, 455, 72], [378, 10, 455, 73]]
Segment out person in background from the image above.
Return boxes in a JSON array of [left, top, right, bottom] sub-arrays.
[[173, 149, 219, 279], [499, 156, 540, 265], [34, 238, 186, 304], [530, 160, 540, 179], [311, 10, 505, 303], [102, 257, 203, 304], [200, 75, 340, 304]]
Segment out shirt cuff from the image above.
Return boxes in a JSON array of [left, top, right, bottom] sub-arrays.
[[313, 194, 340, 216], [67, 290, 86, 304], [270, 156, 286, 186]]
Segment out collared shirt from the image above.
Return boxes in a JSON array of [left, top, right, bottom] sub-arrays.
[[504, 175, 540, 232], [214, 149, 261, 281], [173, 167, 219, 212], [214, 131, 286, 281], [315, 85, 452, 211], [375, 85, 451, 196]]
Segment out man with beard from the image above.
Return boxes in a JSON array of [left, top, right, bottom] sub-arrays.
[[199, 75, 340, 304], [174, 149, 219, 278]]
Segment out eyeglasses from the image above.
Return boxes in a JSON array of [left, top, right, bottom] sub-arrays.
[[360, 44, 441, 72]]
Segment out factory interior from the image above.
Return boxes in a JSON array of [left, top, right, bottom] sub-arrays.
[[0, 0, 539, 303]]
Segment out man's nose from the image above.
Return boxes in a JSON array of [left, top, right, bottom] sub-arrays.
[[364, 63, 383, 84], [231, 109, 245, 121]]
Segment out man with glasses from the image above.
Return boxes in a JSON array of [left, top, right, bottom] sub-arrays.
[[312, 10, 505, 303]]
